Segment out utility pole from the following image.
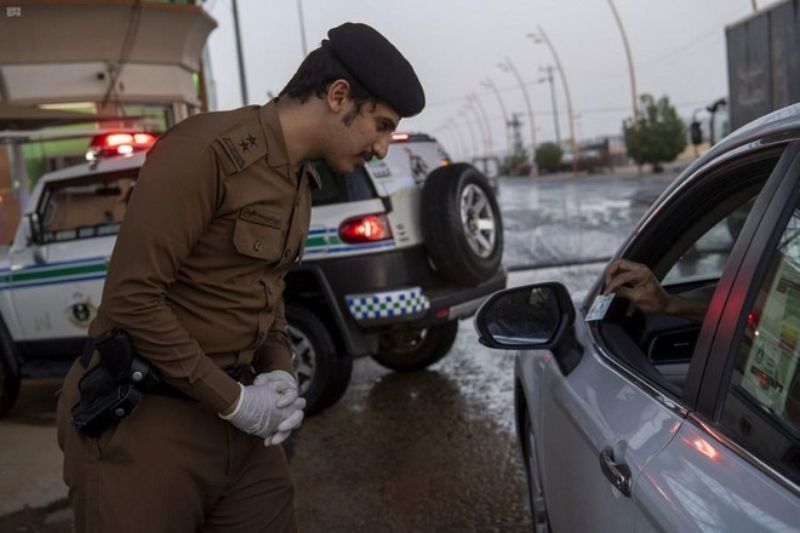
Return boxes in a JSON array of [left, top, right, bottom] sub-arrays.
[[528, 27, 578, 175], [752, 0, 758, 12], [499, 57, 537, 172], [538, 66, 561, 146], [231, 0, 249, 105], [296, 0, 308, 57]]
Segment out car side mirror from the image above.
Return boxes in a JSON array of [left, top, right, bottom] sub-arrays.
[[475, 282, 582, 373], [26, 213, 42, 246]]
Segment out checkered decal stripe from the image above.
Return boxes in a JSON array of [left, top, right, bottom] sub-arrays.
[[346, 287, 430, 320]]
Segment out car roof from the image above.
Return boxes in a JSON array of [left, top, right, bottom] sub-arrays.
[[37, 152, 146, 185]]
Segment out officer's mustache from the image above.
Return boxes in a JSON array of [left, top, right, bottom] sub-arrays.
[[359, 151, 375, 163]]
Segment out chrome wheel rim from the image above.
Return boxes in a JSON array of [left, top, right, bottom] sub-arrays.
[[288, 325, 316, 396], [459, 183, 496, 258]]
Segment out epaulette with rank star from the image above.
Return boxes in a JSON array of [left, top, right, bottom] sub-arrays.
[[212, 116, 267, 175]]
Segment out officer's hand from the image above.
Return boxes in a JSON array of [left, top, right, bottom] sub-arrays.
[[220, 374, 303, 439], [254, 371, 306, 447], [604, 258, 671, 314]]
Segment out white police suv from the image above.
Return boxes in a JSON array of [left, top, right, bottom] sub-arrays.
[[0, 131, 506, 416]]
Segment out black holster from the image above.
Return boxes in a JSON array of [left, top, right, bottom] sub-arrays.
[[71, 330, 160, 436]]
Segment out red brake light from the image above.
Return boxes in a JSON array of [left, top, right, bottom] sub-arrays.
[[339, 214, 392, 243], [87, 131, 158, 160], [391, 132, 410, 142]]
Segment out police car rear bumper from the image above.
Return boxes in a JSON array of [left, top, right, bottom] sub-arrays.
[[344, 270, 506, 328]]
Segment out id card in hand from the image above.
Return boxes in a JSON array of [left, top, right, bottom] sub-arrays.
[[585, 293, 615, 322]]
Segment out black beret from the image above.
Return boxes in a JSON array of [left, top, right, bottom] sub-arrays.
[[322, 22, 425, 118]]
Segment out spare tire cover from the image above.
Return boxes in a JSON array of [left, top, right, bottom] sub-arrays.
[[421, 163, 503, 285]]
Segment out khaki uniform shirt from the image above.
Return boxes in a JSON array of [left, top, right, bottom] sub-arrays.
[[88, 101, 320, 414]]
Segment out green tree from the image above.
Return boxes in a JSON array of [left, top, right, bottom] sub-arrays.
[[623, 94, 687, 173], [534, 142, 564, 174]]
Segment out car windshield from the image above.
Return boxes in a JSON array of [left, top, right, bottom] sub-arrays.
[[37, 170, 137, 244]]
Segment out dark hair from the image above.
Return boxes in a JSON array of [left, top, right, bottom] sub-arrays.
[[279, 47, 378, 123]]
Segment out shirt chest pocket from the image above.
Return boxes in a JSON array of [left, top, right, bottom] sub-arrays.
[[232, 206, 287, 262]]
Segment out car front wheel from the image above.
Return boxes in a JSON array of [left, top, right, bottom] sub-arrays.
[[372, 320, 459, 372]]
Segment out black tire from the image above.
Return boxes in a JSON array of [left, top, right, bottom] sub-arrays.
[[422, 163, 503, 286], [0, 322, 20, 418], [286, 305, 352, 415], [372, 320, 459, 372]]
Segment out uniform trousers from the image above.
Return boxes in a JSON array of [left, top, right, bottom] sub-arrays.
[[56, 360, 296, 533]]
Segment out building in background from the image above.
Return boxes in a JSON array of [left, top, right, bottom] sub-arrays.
[[0, 0, 217, 243]]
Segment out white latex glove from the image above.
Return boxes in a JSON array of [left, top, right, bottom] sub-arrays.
[[220, 377, 300, 439], [254, 371, 306, 446]]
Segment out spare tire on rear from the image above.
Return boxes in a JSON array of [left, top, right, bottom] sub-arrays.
[[421, 163, 503, 285]]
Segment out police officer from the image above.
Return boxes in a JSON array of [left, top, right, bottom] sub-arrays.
[[56, 22, 424, 532]]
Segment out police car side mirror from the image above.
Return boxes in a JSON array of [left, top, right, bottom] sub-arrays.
[[24, 214, 47, 263], [474, 282, 583, 374]]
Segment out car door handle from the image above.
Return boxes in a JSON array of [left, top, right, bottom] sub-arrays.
[[599, 447, 632, 497]]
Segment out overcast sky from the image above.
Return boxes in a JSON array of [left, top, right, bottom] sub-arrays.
[[204, 0, 783, 158]]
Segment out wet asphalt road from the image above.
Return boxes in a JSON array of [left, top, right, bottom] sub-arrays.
[[0, 170, 678, 533]]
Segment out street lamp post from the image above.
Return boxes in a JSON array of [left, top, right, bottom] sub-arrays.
[[231, 0, 249, 105], [606, 0, 640, 125], [296, 0, 308, 57], [447, 119, 468, 161], [528, 27, 578, 175], [459, 114, 479, 160], [498, 57, 537, 171], [437, 125, 461, 160], [480, 77, 510, 156], [538, 65, 561, 146], [464, 104, 488, 157], [470, 93, 494, 157]]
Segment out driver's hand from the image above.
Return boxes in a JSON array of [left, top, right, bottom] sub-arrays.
[[604, 258, 671, 314]]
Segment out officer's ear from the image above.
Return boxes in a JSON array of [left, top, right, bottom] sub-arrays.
[[325, 79, 351, 113]]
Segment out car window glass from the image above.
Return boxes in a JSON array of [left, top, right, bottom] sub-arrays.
[[311, 163, 377, 206], [720, 205, 800, 484], [598, 153, 780, 402], [663, 198, 756, 285], [37, 172, 137, 244]]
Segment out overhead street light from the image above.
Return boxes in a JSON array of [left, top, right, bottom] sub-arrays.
[[436, 124, 461, 160], [527, 27, 578, 175], [463, 103, 488, 157], [446, 119, 468, 160], [537, 65, 561, 146], [458, 114, 479, 159], [498, 57, 537, 168], [480, 77, 510, 155], [606, 0, 640, 125], [469, 93, 493, 156]]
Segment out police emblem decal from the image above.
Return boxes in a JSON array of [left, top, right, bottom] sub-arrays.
[[66, 292, 97, 328]]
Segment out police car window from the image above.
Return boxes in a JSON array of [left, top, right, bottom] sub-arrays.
[[38, 172, 136, 244], [663, 198, 756, 285], [720, 204, 800, 485], [311, 163, 377, 206]]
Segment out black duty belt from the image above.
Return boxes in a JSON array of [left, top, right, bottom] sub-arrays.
[[149, 366, 244, 401]]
